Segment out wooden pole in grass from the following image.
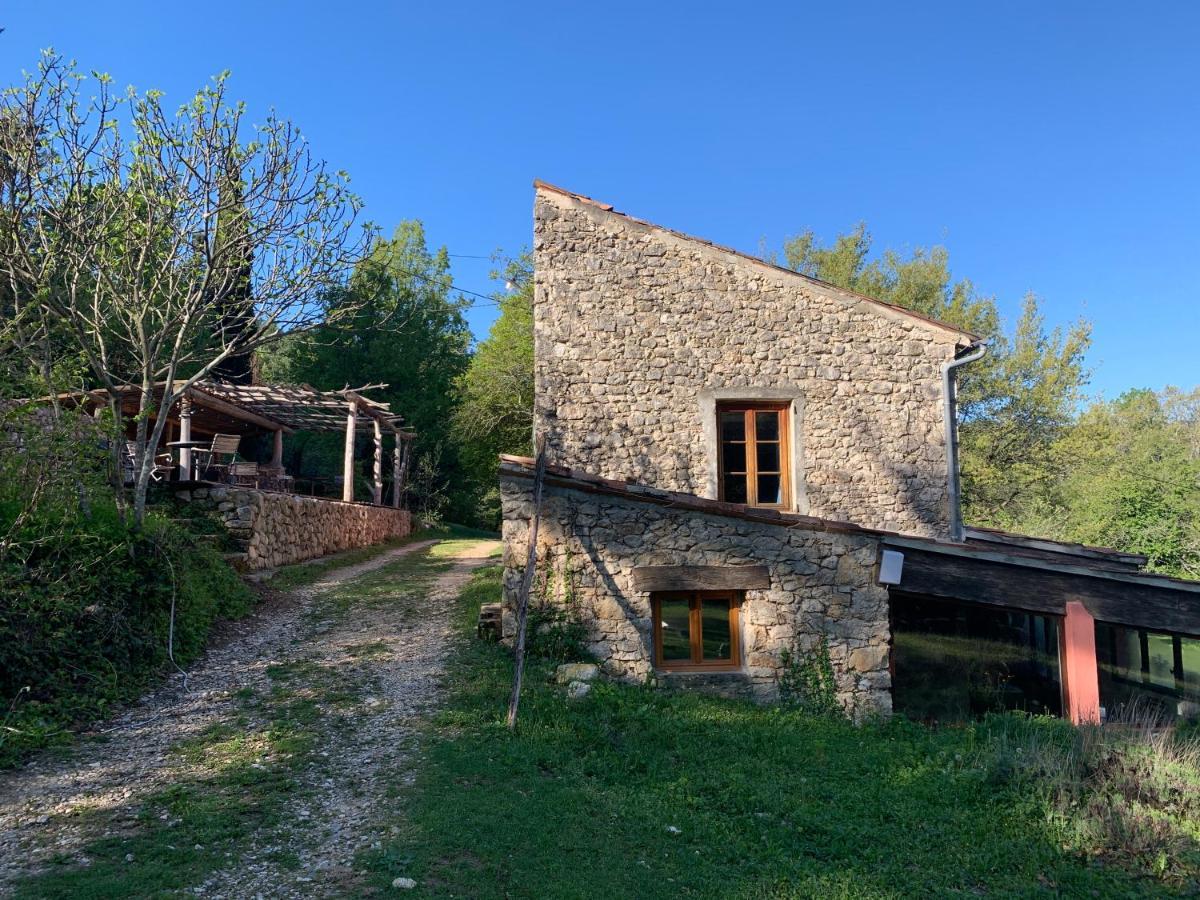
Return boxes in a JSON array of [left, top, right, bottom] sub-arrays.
[[506, 435, 547, 731]]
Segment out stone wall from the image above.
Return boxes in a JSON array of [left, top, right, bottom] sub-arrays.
[[178, 486, 412, 571], [500, 469, 892, 716], [533, 184, 971, 538]]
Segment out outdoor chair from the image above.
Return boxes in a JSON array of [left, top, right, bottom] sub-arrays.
[[258, 464, 294, 493], [228, 461, 260, 488], [192, 433, 241, 480], [122, 441, 174, 485]]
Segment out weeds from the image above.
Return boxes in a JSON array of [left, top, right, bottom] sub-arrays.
[[526, 548, 589, 663], [778, 637, 843, 719], [976, 709, 1200, 884]]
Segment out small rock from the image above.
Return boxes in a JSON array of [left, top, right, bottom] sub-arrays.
[[125, 853, 135, 862], [555, 663, 599, 685], [666, 825, 681, 834], [566, 680, 592, 701], [392, 876, 417, 890]]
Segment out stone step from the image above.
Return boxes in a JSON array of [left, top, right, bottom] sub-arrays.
[[477, 603, 503, 641]]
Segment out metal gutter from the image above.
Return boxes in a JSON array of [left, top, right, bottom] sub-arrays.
[[941, 341, 988, 542]]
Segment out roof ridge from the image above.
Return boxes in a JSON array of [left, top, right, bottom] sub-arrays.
[[532, 179, 978, 342]]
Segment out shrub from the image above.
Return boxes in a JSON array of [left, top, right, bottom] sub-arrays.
[[0, 500, 254, 766]]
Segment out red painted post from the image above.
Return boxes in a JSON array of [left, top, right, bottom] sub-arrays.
[[1062, 601, 1101, 725]]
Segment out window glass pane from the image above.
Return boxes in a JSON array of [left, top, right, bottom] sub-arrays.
[[756, 442, 780, 473], [755, 410, 780, 441], [1097, 624, 1199, 721], [891, 592, 1062, 722], [757, 474, 781, 504], [722, 442, 746, 472], [701, 599, 733, 661], [658, 598, 692, 662], [720, 411, 745, 441], [1146, 633, 1176, 690], [1183, 637, 1200, 698], [723, 473, 748, 504]]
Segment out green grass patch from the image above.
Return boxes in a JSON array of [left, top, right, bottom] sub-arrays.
[[357, 565, 1186, 898], [313, 533, 492, 621], [12, 690, 318, 899], [269, 524, 497, 591], [347, 640, 392, 660]]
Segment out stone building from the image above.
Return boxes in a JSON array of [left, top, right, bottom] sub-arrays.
[[501, 181, 1200, 722]]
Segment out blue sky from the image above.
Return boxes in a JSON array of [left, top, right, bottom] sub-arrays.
[[4, 2, 1197, 398]]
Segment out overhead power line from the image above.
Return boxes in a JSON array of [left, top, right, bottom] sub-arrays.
[[381, 261, 509, 308]]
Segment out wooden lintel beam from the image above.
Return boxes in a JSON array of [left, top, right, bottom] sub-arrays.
[[631, 565, 771, 592]]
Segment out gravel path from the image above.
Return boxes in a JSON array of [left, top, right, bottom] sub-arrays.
[[0, 536, 499, 897]]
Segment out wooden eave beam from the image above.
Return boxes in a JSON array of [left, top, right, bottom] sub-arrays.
[[888, 543, 1200, 638]]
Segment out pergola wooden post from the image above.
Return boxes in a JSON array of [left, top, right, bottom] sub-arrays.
[[272, 429, 284, 468], [179, 396, 193, 480], [372, 419, 384, 506], [343, 398, 357, 502]]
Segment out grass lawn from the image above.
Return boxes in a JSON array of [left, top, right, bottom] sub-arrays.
[[361, 564, 1189, 898]]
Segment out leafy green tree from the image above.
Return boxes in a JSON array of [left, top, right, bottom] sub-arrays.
[[259, 221, 472, 518], [452, 255, 534, 524], [1049, 390, 1200, 578], [781, 224, 1092, 528], [0, 53, 369, 525]]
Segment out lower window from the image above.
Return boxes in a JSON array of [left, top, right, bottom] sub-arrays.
[[652, 592, 741, 670], [1096, 622, 1200, 722], [890, 591, 1063, 721]]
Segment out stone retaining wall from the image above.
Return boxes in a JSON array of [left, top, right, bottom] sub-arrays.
[[500, 470, 892, 716], [177, 486, 412, 571]]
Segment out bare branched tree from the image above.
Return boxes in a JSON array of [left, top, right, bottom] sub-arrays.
[[0, 51, 374, 525]]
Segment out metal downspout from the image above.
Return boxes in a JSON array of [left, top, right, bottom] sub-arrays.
[[941, 341, 988, 542]]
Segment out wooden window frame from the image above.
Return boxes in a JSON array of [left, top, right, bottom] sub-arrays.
[[716, 401, 792, 509], [651, 591, 742, 672]]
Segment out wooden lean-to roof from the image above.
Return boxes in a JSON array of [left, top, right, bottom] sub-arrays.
[[191, 382, 411, 435], [499, 454, 1200, 637], [56, 380, 414, 437]]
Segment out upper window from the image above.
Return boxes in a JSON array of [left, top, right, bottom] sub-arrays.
[[717, 402, 790, 508]]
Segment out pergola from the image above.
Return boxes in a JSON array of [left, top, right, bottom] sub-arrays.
[[67, 380, 415, 506], [188, 382, 414, 505]]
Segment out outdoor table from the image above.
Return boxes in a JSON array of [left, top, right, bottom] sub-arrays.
[[166, 439, 210, 480]]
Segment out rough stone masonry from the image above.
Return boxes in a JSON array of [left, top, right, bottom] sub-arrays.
[[501, 183, 980, 713], [532, 183, 973, 538], [500, 464, 893, 714], [178, 486, 411, 571]]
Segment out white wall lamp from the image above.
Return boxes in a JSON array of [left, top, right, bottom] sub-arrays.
[[878, 549, 905, 586]]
